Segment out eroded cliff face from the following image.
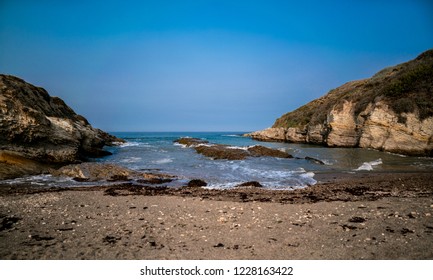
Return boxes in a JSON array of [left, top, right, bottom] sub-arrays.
[[0, 74, 122, 178], [247, 50, 433, 156], [248, 101, 433, 156]]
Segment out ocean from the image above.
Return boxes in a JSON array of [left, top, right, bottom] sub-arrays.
[[4, 132, 433, 189]]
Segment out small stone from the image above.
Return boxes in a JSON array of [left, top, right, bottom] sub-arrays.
[[213, 243, 224, 248], [349, 217, 366, 223]]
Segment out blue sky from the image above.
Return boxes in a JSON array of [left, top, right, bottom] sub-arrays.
[[1, 0, 432, 132]]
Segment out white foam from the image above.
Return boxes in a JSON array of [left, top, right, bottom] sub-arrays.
[[196, 143, 213, 147], [119, 141, 146, 148], [226, 145, 250, 150], [321, 159, 334, 166], [152, 158, 173, 164], [355, 158, 383, 171], [120, 157, 142, 163], [173, 142, 187, 148]]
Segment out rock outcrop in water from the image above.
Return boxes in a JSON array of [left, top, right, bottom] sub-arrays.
[[0, 74, 123, 179], [174, 137, 293, 160], [247, 49, 433, 156]]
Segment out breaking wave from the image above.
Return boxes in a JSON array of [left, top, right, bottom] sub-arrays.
[[355, 158, 383, 171]]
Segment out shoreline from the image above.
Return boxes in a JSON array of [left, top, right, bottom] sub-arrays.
[[1, 172, 433, 259]]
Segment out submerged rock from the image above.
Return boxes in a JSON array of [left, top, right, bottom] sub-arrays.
[[0, 74, 123, 179]]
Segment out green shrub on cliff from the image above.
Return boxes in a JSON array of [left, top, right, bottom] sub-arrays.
[[273, 49, 433, 129]]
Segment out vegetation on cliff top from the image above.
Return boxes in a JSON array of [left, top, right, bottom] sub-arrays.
[[273, 49, 433, 128]]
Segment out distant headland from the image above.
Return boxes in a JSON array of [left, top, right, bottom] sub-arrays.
[[246, 49, 433, 157]]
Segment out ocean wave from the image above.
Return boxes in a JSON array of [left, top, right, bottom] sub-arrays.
[[120, 157, 142, 163], [152, 158, 173, 164], [225, 145, 251, 150], [355, 158, 383, 171], [321, 159, 334, 166], [119, 141, 151, 148], [4, 174, 80, 187], [224, 163, 316, 188], [173, 142, 187, 148], [205, 173, 317, 190]]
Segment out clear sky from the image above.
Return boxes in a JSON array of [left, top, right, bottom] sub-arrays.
[[1, 0, 432, 132]]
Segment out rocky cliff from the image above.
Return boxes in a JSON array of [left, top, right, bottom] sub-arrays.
[[247, 49, 433, 156], [0, 74, 123, 179]]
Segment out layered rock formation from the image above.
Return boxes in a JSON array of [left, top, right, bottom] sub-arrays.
[[174, 137, 292, 160], [52, 162, 174, 183], [0, 74, 123, 179], [247, 49, 433, 156]]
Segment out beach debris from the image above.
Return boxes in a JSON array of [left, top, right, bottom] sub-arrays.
[[103, 235, 121, 244], [400, 228, 414, 235], [341, 225, 358, 231], [213, 243, 225, 248], [348, 217, 366, 223], [137, 178, 173, 185], [0, 216, 21, 231]]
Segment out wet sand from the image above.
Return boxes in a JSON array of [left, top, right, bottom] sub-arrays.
[[1, 172, 432, 259]]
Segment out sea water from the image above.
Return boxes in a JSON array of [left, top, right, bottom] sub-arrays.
[[3, 132, 433, 189]]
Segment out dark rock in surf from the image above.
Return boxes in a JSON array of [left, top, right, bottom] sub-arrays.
[[235, 181, 264, 188], [305, 156, 325, 165], [247, 145, 292, 158], [187, 179, 208, 188], [194, 145, 250, 160], [174, 138, 294, 160]]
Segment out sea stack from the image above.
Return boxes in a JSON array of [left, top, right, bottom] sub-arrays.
[[0, 74, 123, 179], [247, 49, 433, 157]]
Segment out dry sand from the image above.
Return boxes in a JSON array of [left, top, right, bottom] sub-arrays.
[[1, 172, 432, 259]]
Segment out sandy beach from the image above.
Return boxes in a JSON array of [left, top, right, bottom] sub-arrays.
[[1, 172, 432, 260]]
